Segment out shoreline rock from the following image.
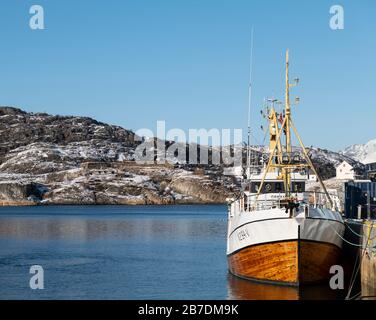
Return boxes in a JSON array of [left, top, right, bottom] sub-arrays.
[[0, 106, 365, 207]]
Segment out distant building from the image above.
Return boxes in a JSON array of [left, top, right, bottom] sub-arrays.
[[80, 161, 122, 175], [307, 170, 318, 182], [344, 181, 376, 219], [366, 162, 376, 181], [223, 166, 243, 178], [336, 161, 363, 181]]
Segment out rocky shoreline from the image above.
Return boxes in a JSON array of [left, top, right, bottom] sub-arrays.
[[0, 162, 238, 206], [0, 106, 365, 206]]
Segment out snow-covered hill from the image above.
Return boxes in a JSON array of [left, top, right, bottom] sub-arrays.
[[0, 106, 369, 205], [341, 139, 376, 164], [0, 106, 238, 205], [306, 147, 365, 179]]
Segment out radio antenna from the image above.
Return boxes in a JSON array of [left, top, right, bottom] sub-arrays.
[[246, 27, 254, 181]]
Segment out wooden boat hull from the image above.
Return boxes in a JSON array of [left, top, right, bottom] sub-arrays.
[[228, 240, 342, 286]]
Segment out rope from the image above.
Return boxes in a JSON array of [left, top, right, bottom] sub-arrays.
[[346, 222, 364, 238], [347, 292, 362, 301], [261, 127, 269, 146], [250, 132, 262, 148], [321, 216, 365, 248], [299, 212, 374, 300], [345, 222, 376, 242], [346, 223, 374, 300], [347, 249, 360, 298], [317, 214, 376, 249]]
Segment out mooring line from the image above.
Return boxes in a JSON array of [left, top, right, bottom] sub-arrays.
[[345, 223, 374, 300], [346, 221, 376, 241]]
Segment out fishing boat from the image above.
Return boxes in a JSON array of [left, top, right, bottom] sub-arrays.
[[227, 50, 345, 286]]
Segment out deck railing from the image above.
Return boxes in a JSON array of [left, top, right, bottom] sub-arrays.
[[228, 191, 341, 216]]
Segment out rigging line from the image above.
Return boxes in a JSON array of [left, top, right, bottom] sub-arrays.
[[250, 132, 261, 146], [346, 222, 374, 300], [346, 222, 376, 241], [317, 215, 374, 248], [348, 292, 362, 301], [261, 130, 269, 146], [346, 261, 363, 300], [255, 117, 287, 200], [346, 253, 363, 300], [346, 223, 365, 238], [347, 248, 360, 296]]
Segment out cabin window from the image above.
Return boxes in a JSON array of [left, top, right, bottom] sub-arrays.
[[275, 182, 283, 192], [252, 183, 260, 193], [293, 182, 304, 192]]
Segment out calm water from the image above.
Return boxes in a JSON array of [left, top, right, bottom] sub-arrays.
[[0, 205, 345, 300]]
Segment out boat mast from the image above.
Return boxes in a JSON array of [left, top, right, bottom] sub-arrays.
[[254, 50, 334, 208], [284, 50, 292, 195]]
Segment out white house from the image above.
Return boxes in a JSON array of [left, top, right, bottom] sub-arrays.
[[307, 170, 318, 182], [223, 166, 243, 178], [336, 161, 359, 180]]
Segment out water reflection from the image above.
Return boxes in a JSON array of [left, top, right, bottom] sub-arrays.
[[0, 205, 360, 300], [227, 275, 299, 300], [0, 217, 225, 241], [227, 274, 345, 300]]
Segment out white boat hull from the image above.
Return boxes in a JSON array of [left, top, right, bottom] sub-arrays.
[[227, 207, 345, 285]]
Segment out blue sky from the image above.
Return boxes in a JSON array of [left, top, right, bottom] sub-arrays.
[[0, 0, 375, 151]]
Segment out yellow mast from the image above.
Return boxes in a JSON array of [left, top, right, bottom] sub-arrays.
[[285, 50, 291, 154], [255, 50, 334, 208], [284, 50, 292, 195], [268, 107, 283, 166]]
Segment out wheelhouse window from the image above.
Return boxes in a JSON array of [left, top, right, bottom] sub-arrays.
[[251, 183, 260, 193], [251, 182, 288, 193], [293, 182, 305, 192], [275, 182, 283, 193]]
